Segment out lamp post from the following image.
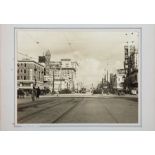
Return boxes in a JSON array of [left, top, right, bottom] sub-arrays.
[[106, 62, 109, 94], [77, 83, 79, 93], [52, 69, 55, 94], [34, 67, 37, 87]]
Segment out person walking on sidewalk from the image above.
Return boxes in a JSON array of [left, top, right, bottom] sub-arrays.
[[31, 86, 36, 101], [36, 87, 41, 99]]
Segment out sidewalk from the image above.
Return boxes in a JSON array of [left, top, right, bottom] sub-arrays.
[[17, 93, 138, 104], [40, 93, 138, 98]]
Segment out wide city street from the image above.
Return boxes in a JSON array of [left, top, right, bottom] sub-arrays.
[[17, 94, 138, 124]]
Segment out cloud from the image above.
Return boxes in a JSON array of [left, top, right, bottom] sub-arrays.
[[76, 58, 104, 87], [17, 29, 139, 88]]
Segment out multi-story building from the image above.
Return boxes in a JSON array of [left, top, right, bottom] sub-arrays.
[[129, 48, 138, 92], [17, 59, 44, 93], [60, 59, 78, 91], [123, 44, 138, 93], [113, 69, 125, 91], [124, 45, 129, 75], [130, 47, 138, 71], [110, 73, 116, 92], [44, 56, 78, 92]]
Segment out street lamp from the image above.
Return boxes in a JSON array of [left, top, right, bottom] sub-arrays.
[[34, 67, 37, 87], [52, 70, 55, 93]]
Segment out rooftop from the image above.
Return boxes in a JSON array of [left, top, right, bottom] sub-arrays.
[[18, 59, 44, 67]]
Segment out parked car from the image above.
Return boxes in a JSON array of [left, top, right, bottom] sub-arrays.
[[59, 89, 72, 94], [17, 89, 25, 98], [79, 88, 86, 93]]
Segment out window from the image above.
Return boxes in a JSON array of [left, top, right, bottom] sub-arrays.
[[25, 63, 26, 67], [21, 69, 22, 73], [17, 76, 19, 80], [17, 69, 19, 73], [24, 70, 26, 73], [125, 65, 128, 68], [135, 75, 137, 81], [21, 76, 23, 79], [24, 76, 26, 80]]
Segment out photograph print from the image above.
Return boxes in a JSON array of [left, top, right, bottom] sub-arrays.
[[16, 28, 140, 125]]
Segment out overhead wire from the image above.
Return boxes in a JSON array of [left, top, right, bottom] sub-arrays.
[[18, 31, 46, 61], [18, 52, 38, 60]]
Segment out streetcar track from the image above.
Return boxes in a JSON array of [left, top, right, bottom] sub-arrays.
[[17, 96, 111, 111], [18, 97, 70, 111], [18, 102, 61, 122], [103, 104, 119, 123], [52, 100, 81, 123], [18, 98, 79, 123], [18, 99, 58, 111]]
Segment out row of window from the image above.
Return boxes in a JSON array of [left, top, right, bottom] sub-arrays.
[[17, 63, 44, 71], [17, 63, 27, 67], [17, 69, 44, 74], [17, 76, 44, 80], [18, 69, 27, 73], [17, 76, 27, 80]]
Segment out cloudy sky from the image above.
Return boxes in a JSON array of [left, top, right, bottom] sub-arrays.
[[16, 29, 139, 88]]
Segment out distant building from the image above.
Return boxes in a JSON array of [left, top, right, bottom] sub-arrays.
[[130, 47, 138, 71], [113, 69, 125, 91], [17, 59, 44, 92], [129, 48, 138, 91], [110, 73, 116, 91], [124, 44, 138, 93], [124, 45, 129, 75], [45, 50, 51, 65], [44, 58, 78, 92]]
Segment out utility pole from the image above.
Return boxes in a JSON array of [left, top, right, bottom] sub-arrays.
[[102, 78, 104, 94], [102, 78, 104, 88], [52, 70, 55, 93], [107, 70, 109, 93], [106, 62, 109, 94], [92, 83, 94, 90], [34, 67, 37, 87], [67, 82, 69, 89], [77, 83, 78, 93], [107, 70, 108, 83]]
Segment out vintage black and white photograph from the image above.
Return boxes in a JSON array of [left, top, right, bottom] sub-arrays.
[[16, 28, 140, 124]]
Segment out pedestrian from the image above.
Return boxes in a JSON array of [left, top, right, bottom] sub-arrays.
[[36, 87, 41, 99], [31, 86, 36, 101], [56, 91, 59, 97]]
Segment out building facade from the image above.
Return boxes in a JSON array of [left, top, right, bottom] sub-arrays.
[[44, 57, 78, 92], [124, 45, 129, 75], [113, 69, 125, 91], [124, 44, 138, 93], [17, 60, 44, 92]]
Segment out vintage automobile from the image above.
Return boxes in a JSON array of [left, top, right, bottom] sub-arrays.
[[17, 89, 25, 98]]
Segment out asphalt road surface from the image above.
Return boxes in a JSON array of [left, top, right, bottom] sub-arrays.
[[17, 96, 138, 124]]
